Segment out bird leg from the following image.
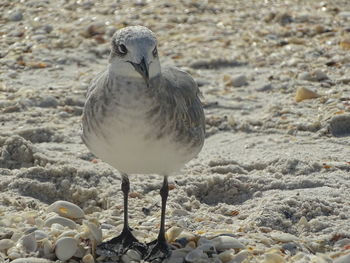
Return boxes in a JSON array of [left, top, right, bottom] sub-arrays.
[[144, 175, 172, 262], [96, 173, 147, 258]]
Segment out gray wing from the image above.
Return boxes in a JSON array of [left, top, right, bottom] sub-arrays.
[[82, 69, 109, 144], [160, 66, 205, 146], [86, 69, 108, 98]]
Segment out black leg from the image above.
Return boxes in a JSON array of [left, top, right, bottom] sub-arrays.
[[144, 175, 172, 262], [96, 173, 147, 258]]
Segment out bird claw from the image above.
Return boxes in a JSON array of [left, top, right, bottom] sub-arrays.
[[144, 239, 172, 262], [96, 230, 147, 259]]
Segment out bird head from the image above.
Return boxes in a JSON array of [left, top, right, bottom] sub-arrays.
[[109, 26, 161, 83]]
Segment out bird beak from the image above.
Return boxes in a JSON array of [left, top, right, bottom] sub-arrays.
[[130, 57, 149, 83]]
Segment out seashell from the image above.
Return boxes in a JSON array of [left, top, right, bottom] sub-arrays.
[[44, 215, 77, 229], [82, 253, 95, 263], [0, 239, 15, 250], [218, 250, 235, 263], [170, 247, 192, 260], [263, 253, 285, 263], [24, 227, 38, 235], [20, 232, 37, 252], [35, 218, 45, 228], [295, 87, 320, 102], [166, 226, 183, 242], [270, 232, 298, 243], [11, 232, 23, 242], [73, 244, 86, 258], [211, 236, 245, 251], [334, 238, 350, 248], [55, 237, 78, 261], [34, 230, 49, 241], [49, 223, 65, 236], [11, 258, 54, 263], [197, 237, 213, 247], [334, 253, 350, 263], [175, 230, 196, 242], [57, 230, 78, 239], [42, 239, 54, 256], [197, 242, 216, 253], [7, 247, 23, 260], [121, 254, 133, 263], [47, 201, 85, 219], [230, 250, 251, 263], [186, 241, 196, 249], [185, 248, 208, 262], [125, 249, 142, 261], [83, 220, 102, 243]]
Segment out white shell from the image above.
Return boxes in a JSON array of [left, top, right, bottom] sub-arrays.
[[55, 237, 78, 261], [0, 239, 15, 250], [11, 232, 23, 242], [7, 247, 23, 260], [43, 239, 54, 256], [218, 250, 235, 263], [73, 244, 86, 258], [125, 249, 142, 261], [83, 220, 102, 243], [231, 250, 251, 262], [334, 253, 350, 263], [82, 253, 95, 263], [211, 236, 245, 251], [165, 226, 183, 242], [185, 248, 208, 262], [44, 215, 77, 229], [47, 201, 85, 219], [20, 232, 37, 252], [270, 232, 298, 243], [57, 230, 78, 239], [11, 258, 53, 263], [34, 230, 49, 241], [263, 253, 285, 263]]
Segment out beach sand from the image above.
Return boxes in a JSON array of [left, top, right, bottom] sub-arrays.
[[1, 0, 350, 262]]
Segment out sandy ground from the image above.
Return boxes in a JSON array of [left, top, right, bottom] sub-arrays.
[[1, 0, 350, 262]]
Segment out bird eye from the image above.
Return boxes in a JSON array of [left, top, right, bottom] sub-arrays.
[[152, 47, 158, 57], [117, 44, 127, 55]]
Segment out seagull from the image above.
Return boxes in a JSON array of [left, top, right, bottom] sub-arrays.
[[82, 26, 205, 262]]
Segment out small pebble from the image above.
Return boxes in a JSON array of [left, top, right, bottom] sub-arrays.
[[299, 72, 313, 81], [257, 83, 273, 92], [37, 96, 59, 108], [7, 10, 23, 21], [232, 75, 248, 87], [328, 114, 350, 137], [295, 87, 320, 102], [313, 70, 328, 81]]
